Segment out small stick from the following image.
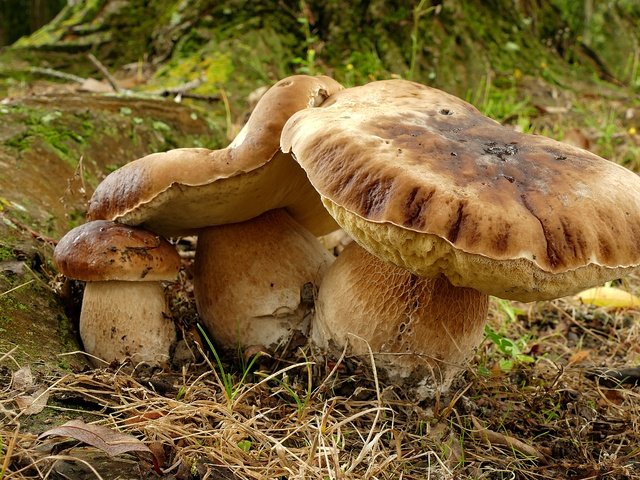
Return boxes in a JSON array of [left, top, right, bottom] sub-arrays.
[[87, 53, 121, 92], [151, 78, 204, 96], [0, 212, 58, 245], [471, 415, 548, 462], [168, 92, 220, 102], [29, 66, 86, 84], [0, 279, 35, 298], [0, 423, 20, 477]]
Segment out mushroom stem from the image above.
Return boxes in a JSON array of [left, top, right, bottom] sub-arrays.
[[80, 281, 176, 365], [194, 208, 334, 353], [313, 242, 488, 398]]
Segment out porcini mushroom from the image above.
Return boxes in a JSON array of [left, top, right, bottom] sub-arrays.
[[281, 79, 640, 393], [195, 209, 333, 349], [313, 242, 488, 397], [54, 220, 180, 365], [86, 75, 343, 352]]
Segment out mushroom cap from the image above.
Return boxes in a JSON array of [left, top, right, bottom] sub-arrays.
[[54, 220, 180, 282], [281, 79, 640, 301], [87, 75, 343, 237]]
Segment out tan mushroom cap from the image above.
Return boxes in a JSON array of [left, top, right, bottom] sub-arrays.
[[281, 79, 640, 301], [87, 75, 343, 237], [54, 220, 180, 282]]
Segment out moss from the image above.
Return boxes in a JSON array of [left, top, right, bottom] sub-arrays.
[[152, 44, 234, 93], [0, 268, 82, 370], [4, 106, 94, 167], [0, 245, 14, 261]]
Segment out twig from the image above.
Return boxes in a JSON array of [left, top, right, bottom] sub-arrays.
[[470, 415, 548, 463], [151, 78, 204, 96], [0, 279, 35, 298], [29, 66, 86, 84], [0, 212, 58, 245], [22, 263, 55, 294], [87, 53, 121, 93], [169, 92, 220, 102], [0, 346, 20, 368]]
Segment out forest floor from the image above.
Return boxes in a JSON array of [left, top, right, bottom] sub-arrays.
[[1, 50, 640, 479]]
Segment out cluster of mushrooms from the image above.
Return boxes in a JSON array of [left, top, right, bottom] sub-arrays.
[[54, 75, 640, 397]]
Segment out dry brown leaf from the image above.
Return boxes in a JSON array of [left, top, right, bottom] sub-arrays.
[[125, 410, 166, 425], [15, 387, 49, 415], [38, 419, 161, 473], [567, 349, 591, 367], [11, 366, 34, 391]]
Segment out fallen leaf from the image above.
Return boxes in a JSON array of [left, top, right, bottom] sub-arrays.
[[575, 286, 640, 308], [15, 387, 50, 415], [11, 366, 34, 391], [125, 410, 166, 425], [38, 419, 161, 473], [567, 349, 591, 367]]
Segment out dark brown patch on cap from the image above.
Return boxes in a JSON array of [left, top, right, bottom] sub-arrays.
[[54, 220, 181, 282]]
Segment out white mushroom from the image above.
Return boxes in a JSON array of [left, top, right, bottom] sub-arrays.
[[85, 75, 343, 353], [54, 220, 179, 365]]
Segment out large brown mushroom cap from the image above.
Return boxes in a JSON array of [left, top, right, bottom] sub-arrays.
[[54, 220, 180, 282], [87, 75, 343, 237], [282, 80, 640, 301]]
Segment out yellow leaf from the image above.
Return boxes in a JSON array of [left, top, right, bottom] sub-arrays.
[[567, 349, 591, 366], [575, 286, 640, 308]]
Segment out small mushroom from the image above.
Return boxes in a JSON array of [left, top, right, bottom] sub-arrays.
[[86, 75, 343, 352], [281, 79, 640, 394], [54, 220, 180, 365]]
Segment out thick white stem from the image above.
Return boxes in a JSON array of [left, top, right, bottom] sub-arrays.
[[314, 242, 488, 398], [80, 281, 176, 365], [194, 209, 334, 352]]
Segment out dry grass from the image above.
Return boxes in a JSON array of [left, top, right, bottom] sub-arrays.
[[1, 283, 640, 479]]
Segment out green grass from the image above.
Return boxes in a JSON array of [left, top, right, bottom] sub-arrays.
[[196, 323, 262, 407]]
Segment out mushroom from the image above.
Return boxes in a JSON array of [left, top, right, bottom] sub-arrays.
[[194, 209, 333, 349], [313, 242, 488, 397], [54, 220, 180, 365], [281, 79, 640, 393], [86, 75, 342, 352]]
